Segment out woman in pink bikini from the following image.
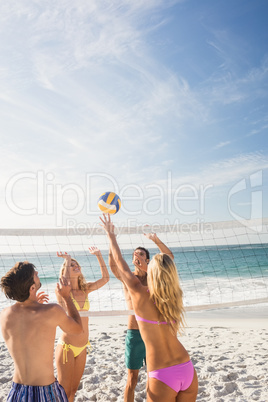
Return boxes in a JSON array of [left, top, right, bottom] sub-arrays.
[[101, 214, 198, 402], [55, 247, 109, 402]]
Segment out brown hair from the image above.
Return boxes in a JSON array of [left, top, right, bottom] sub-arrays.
[[133, 247, 150, 261], [0, 261, 35, 302]]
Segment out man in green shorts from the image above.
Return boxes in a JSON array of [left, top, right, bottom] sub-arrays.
[[109, 233, 174, 402]]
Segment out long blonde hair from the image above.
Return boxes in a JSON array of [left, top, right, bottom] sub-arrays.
[[147, 253, 185, 335], [59, 258, 87, 292]]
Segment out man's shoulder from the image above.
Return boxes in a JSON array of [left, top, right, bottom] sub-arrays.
[[3, 302, 61, 315], [25, 302, 63, 318], [35, 303, 65, 323], [41, 303, 62, 312], [43, 302, 59, 307], [0, 305, 11, 319], [0, 303, 18, 316], [0, 305, 18, 328]]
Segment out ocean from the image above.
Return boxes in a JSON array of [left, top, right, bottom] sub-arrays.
[[0, 243, 268, 312]]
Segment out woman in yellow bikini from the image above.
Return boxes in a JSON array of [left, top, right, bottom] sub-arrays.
[[55, 247, 109, 401]]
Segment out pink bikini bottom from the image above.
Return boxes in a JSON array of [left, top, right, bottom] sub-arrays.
[[149, 360, 194, 393]]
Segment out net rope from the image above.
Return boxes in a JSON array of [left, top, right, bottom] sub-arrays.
[[0, 218, 268, 315]]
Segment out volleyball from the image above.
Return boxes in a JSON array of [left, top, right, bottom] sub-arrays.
[[97, 192, 121, 214]]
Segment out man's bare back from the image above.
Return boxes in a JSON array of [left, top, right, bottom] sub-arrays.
[[0, 262, 82, 394], [2, 301, 68, 385]]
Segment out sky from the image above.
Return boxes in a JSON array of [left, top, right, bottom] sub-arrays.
[[0, 0, 267, 230]]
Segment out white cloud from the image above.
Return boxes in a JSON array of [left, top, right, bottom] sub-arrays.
[[213, 141, 232, 149], [247, 124, 268, 137], [0, 0, 203, 153], [153, 152, 268, 190], [0, 1, 267, 227]]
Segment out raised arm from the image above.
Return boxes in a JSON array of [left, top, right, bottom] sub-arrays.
[[109, 244, 123, 281], [144, 232, 174, 260], [87, 247, 110, 292], [100, 215, 141, 291], [56, 251, 72, 309], [55, 276, 83, 334], [57, 251, 72, 273]]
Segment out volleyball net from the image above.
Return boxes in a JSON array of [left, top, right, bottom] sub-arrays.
[[0, 218, 268, 315]]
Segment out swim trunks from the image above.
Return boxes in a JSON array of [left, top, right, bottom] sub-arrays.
[[7, 380, 68, 401], [125, 329, 146, 370]]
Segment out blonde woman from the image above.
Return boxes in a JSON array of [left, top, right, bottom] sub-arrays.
[[101, 214, 198, 402], [55, 247, 109, 402]]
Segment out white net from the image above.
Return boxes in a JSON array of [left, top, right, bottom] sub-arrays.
[[1, 218, 268, 315]]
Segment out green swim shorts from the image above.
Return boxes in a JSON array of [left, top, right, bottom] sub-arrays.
[[125, 329, 146, 370]]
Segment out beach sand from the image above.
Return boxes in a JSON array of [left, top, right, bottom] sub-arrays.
[[0, 304, 267, 401]]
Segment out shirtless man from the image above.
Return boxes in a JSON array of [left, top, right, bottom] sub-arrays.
[[109, 233, 174, 402], [0, 261, 83, 401]]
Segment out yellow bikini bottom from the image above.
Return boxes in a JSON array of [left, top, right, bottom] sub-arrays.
[[58, 340, 91, 364]]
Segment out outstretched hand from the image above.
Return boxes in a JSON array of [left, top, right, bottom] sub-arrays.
[[55, 276, 71, 300], [99, 214, 115, 235], [36, 291, 49, 304], [57, 251, 71, 262], [88, 246, 101, 256], [143, 232, 157, 242]]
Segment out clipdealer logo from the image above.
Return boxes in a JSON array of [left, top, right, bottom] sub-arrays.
[[5, 171, 213, 227], [228, 170, 263, 230]]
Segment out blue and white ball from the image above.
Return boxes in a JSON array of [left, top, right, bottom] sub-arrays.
[[98, 192, 121, 215]]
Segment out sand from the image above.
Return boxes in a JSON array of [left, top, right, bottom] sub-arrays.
[[0, 305, 267, 401]]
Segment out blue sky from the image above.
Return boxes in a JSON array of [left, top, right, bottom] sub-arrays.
[[0, 0, 267, 229]]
